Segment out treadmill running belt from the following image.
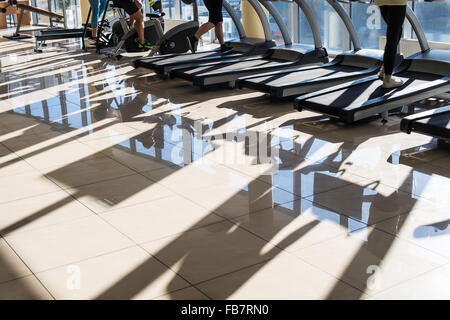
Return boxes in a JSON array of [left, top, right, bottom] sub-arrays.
[[174, 57, 288, 77], [246, 65, 365, 87], [401, 106, 450, 141], [144, 51, 240, 64], [304, 71, 440, 110], [416, 113, 450, 129]]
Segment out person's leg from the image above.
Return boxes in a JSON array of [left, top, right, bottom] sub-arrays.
[[195, 22, 215, 39], [118, 0, 150, 48], [214, 22, 224, 45], [130, 10, 144, 43], [381, 5, 406, 88], [99, 0, 108, 17], [187, 0, 223, 52], [213, 0, 224, 45], [89, 0, 99, 38]]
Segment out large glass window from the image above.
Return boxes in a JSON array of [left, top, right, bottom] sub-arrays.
[[181, 0, 240, 43], [300, 0, 343, 51], [162, 0, 179, 19], [31, 0, 81, 28], [223, 0, 241, 41], [413, 0, 450, 43], [350, 2, 386, 49], [270, 1, 292, 45]]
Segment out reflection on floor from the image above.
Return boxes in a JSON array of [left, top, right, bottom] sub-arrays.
[[0, 30, 449, 300]]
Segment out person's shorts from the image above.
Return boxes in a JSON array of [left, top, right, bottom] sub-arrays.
[[113, 0, 139, 16], [204, 0, 223, 25]]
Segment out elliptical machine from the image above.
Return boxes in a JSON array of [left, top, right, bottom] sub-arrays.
[[97, 0, 198, 59]]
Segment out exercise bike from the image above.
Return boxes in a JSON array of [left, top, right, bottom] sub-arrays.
[[98, 0, 198, 59]]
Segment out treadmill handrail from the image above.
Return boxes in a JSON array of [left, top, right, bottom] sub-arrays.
[[326, 0, 361, 51], [405, 6, 429, 53], [223, 0, 246, 39], [292, 0, 323, 49], [247, 0, 274, 42], [259, 0, 292, 45]]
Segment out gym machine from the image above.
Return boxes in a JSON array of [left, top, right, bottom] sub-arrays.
[[95, 0, 198, 59]]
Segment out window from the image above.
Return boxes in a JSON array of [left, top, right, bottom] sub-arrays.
[[162, 0, 179, 19], [413, 0, 450, 43], [299, 0, 343, 51], [180, 0, 240, 43], [270, 1, 292, 45], [223, 0, 241, 41], [350, 2, 386, 49]]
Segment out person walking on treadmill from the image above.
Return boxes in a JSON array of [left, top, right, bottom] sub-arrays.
[[113, 0, 161, 50], [375, 0, 406, 88], [186, 0, 229, 53]]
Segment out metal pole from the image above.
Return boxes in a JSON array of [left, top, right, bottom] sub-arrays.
[[259, 0, 292, 45], [192, 0, 198, 22], [293, 0, 323, 49], [62, 0, 67, 28], [14, 7, 24, 36], [326, 0, 361, 51], [223, 0, 246, 39], [405, 5, 429, 53], [246, 0, 272, 42]]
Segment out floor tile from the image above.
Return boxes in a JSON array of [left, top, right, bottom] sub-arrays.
[[177, 176, 298, 219], [371, 263, 450, 299], [0, 151, 35, 177], [0, 238, 32, 283], [374, 200, 450, 259], [233, 199, 366, 252], [43, 156, 136, 189], [5, 215, 134, 272], [306, 179, 421, 224], [142, 158, 244, 193], [100, 145, 175, 173], [0, 191, 94, 236], [155, 286, 209, 300], [0, 170, 61, 204], [293, 226, 448, 295], [101, 195, 224, 243], [37, 246, 190, 300], [141, 221, 282, 284], [67, 174, 175, 213], [197, 253, 365, 299], [0, 275, 53, 300]]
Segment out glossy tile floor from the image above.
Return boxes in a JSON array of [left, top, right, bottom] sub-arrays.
[[0, 29, 449, 300]]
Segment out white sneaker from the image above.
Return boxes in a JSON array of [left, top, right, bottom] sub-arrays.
[[382, 76, 403, 89], [378, 65, 384, 80]]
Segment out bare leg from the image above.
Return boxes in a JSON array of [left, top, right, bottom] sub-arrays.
[[195, 22, 215, 40], [131, 11, 145, 43], [91, 27, 97, 39], [214, 22, 224, 45]]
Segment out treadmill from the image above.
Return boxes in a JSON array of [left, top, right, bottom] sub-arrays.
[[401, 106, 450, 142], [237, 0, 386, 99], [134, 0, 276, 77], [294, 6, 450, 123], [169, 0, 329, 88]]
